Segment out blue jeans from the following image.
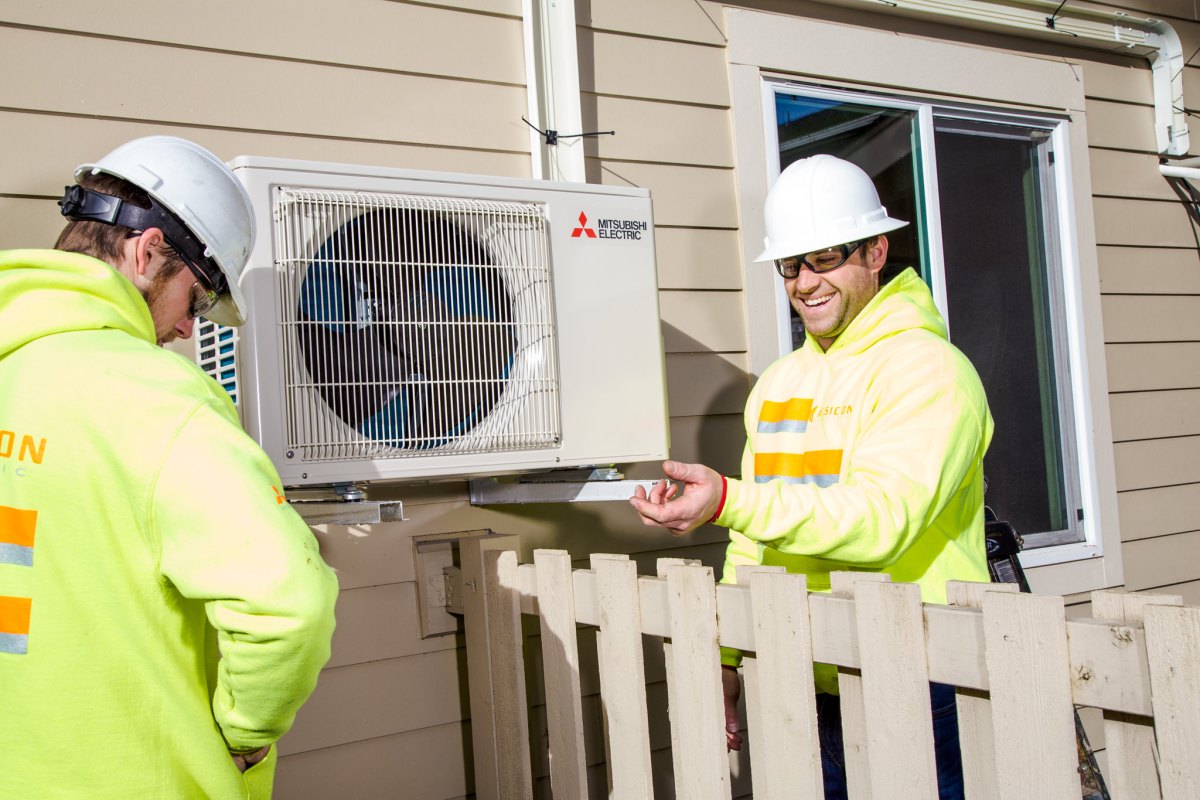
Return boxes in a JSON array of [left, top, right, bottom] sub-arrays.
[[817, 682, 965, 800]]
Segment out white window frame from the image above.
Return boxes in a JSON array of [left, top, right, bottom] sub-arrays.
[[726, 8, 1123, 595]]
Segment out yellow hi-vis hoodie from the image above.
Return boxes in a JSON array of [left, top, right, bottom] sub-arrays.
[[0, 249, 338, 799], [718, 268, 993, 693]]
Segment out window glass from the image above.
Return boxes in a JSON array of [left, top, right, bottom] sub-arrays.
[[933, 117, 1075, 538], [773, 87, 1081, 547]]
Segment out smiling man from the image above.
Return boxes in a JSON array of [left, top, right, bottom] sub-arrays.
[[630, 154, 993, 800]]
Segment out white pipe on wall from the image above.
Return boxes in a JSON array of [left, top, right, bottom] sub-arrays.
[[522, 0, 586, 182], [812, 0, 1190, 157], [1146, 21, 1190, 156]]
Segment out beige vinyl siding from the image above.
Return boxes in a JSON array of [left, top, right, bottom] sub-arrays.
[[1090, 149, 1179, 200], [1106, 342, 1200, 389], [1150, 578, 1200, 605], [1082, 99, 1158, 151], [1115, 437, 1200, 492], [0, 110, 533, 196], [1094, 196, 1196, 247], [276, 723, 471, 799], [1099, 246, 1200, 293], [1085, 15, 1200, 604], [1110, 389, 1200, 441], [655, 227, 743, 290], [0, 0, 526, 82], [582, 0, 725, 45], [0, 29, 528, 151], [0, 1, 533, 252], [1118, 484, 1200, 542], [1122, 530, 1200, 590], [666, 353, 752, 417]]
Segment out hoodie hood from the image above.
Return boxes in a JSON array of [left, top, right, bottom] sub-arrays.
[[0, 249, 155, 360], [814, 266, 947, 357]]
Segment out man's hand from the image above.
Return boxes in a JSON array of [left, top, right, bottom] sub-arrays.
[[722, 665, 743, 751], [230, 745, 271, 773], [629, 460, 723, 535]]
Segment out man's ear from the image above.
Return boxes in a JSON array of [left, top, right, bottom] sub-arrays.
[[866, 235, 890, 275], [128, 228, 167, 282]]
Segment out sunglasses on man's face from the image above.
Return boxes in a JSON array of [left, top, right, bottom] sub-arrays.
[[162, 239, 220, 320], [774, 239, 866, 279], [186, 277, 220, 320]]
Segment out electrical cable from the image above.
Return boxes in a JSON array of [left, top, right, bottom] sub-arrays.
[[1045, 0, 1078, 36], [1164, 172, 1200, 258], [521, 116, 615, 146]]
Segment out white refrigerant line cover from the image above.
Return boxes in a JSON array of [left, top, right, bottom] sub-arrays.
[[223, 156, 669, 487]]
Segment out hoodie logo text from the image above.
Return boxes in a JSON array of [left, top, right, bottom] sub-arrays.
[[0, 431, 47, 465]]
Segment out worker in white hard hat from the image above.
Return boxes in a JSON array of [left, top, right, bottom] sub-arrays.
[[0, 136, 337, 799], [630, 154, 993, 800]]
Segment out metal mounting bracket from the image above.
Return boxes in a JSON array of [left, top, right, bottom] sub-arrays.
[[468, 468, 664, 505], [290, 499, 406, 526]]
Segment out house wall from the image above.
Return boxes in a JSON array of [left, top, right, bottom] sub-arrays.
[[2, 0, 1197, 797], [0, 2, 738, 796]]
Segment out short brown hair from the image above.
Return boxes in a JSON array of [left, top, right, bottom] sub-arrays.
[[55, 173, 151, 264], [55, 173, 184, 280]]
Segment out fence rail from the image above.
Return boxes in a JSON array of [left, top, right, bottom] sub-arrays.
[[458, 538, 1200, 799]]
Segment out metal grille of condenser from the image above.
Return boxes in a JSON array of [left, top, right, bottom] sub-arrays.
[[195, 319, 239, 407], [273, 187, 561, 462]]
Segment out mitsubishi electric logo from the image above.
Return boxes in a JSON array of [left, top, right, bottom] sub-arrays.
[[570, 210, 648, 241], [571, 212, 596, 238]]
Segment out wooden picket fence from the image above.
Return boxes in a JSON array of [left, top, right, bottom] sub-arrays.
[[456, 536, 1200, 799]]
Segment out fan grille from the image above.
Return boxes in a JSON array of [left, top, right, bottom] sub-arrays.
[[274, 187, 561, 462]]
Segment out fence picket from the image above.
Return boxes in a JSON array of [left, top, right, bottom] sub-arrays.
[[663, 561, 731, 800], [1144, 604, 1200, 800], [460, 538, 532, 800], [1091, 589, 1181, 800], [830, 571, 890, 800], [855, 581, 937, 799], [982, 591, 1078, 800], [532, 549, 588, 798], [743, 569, 822, 799], [656, 558, 694, 796], [591, 554, 655, 799], [946, 580, 1017, 800]]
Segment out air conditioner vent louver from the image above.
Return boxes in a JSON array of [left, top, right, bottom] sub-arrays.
[[273, 187, 561, 463], [195, 319, 239, 407]]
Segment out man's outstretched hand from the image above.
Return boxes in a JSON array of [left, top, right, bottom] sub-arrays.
[[629, 460, 723, 535]]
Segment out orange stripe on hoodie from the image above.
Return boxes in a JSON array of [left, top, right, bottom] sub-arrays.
[[0, 596, 32, 635], [755, 449, 843, 479], [0, 506, 36, 548], [758, 398, 813, 423]]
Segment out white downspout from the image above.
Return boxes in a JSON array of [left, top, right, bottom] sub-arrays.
[[1146, 21, 1190, 157], [522, 0, 586, 182]]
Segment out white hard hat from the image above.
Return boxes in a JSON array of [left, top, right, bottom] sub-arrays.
[[75, 136, 255, 326], [755, 154, 908, 263]]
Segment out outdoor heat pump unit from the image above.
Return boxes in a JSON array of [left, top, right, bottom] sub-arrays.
[[208, 157, 669, 487]]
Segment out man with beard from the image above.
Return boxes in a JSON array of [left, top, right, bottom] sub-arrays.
[[630, 155, 992, 800], [0, 136, 337, 799]]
